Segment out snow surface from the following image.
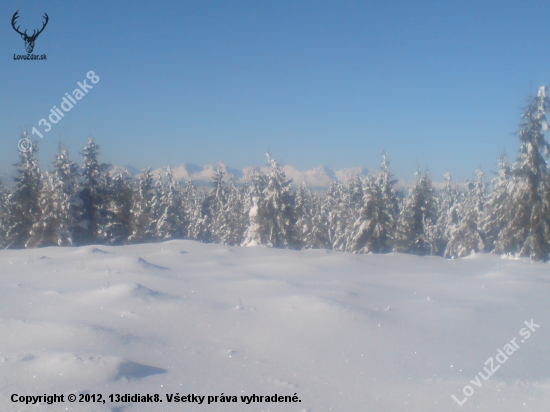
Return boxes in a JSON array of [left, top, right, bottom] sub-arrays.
[[1, 241, 549, 411]]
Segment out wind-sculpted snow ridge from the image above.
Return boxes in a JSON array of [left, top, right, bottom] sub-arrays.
[[0, 240, 549, 411], [137, 257, 169, 270], [131, 283, 179, 301], [115, 360, 167, 381]]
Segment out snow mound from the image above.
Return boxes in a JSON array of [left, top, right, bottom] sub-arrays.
[[131, 283, 177, 301], [137, 257, 169, 270], [115, 360, 167, 381]]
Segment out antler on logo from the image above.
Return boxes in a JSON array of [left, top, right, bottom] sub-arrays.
[[11, 11, 49, 54]]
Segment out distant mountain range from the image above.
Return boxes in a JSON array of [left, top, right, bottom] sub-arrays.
[[1, 163, 434, 191], [129, 163, 370, 189], [126, 163, 441, 191]]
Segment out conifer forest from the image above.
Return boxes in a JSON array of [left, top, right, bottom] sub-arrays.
[[2, 87, 550, 261]]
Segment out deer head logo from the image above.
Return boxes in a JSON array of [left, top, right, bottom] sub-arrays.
[[11, 11, 49, 54]]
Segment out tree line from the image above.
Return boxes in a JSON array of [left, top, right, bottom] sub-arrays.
[[1, 87, 550, 260]]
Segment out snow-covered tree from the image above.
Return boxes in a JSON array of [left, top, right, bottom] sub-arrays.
[[444, 170, 486, 258], [259, 153, 296, 248], [53, 141, 79, 231], [3, 134, 42, 249], [28, 143, 79, 247], [241, 167, 267, 246], [432, 173, 459, 255], [481, 156, 511, 253], [473, 169, 487, 216], [202, 163, 227, 243], [349, 153, 398, 254], [53, 142, 79, 194], [322, 181, 350, 250], [0, 179, 10, 245], [294, 182, 328, 249], [334, 175, 364, 251], [184, 180, 207, 241], [74, 137, 109, 245], [98, 171, 133, 244], [241, 155, 297, 248], [129, 168, 157, 243], [218, 175, 247, 246], [495, 86, 550, 260], [241, 195, 262, 247], [294, 182, 312, 249], [394, 169, 438, 255], [155, 166, 187, 241]]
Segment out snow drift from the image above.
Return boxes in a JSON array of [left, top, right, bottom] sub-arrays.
[[1, 240, 549, 411]]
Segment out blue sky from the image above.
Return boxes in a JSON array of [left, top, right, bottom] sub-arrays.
[[1, 0, 550, 182]]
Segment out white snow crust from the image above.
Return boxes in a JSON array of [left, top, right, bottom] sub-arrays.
[[1, 241, 549, 411]]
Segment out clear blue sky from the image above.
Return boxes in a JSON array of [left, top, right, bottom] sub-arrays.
[[1, 0, 550, 182]]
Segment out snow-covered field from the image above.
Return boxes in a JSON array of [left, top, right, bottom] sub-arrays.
[[1, 241, 549, 411]]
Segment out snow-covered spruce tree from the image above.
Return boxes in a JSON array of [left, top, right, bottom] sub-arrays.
[[349, 153, 399, 254], [183, 180, 207, 241], [28, 142, 80, 247], [74, 137, 109, 245], [432, 173, 459, 256], [306, 198, 328, 249], [338, 175, 365, 251], [241, 167, 267, 247], [379, 153, 400, 226], [27, 172, 55, 249], [53, 142, 79, 236], [195, 190, 209, 241], [207, 167, 249, 246], [322, 181, 350, 250], [348, 174, 364, 208], [238, 180, 251, 233], [53, 142, 79, 187], [128, 168, 157, 243], [218, 175, 247, 246], [3, 135, 42, 249], [481, 156, 511, 253], [473, 168, 487, 218], [202, 163, 227, 243], [26, 171, 72, 248], [247, 166, 267, 200], [294, 182, 328, 249], [259, 153, 297, 248], [155, 166, 187, 241], [241, 195, 262, 247], [98, 171, 133, 244], [444, 170, 486, 258], [153, 170, 165, 230], [294, 182, 312, 249], [495, 86, 550, 260], [0, 179, 10, 245], [320, 182, 336, 248], [394, 169, 438, 255]]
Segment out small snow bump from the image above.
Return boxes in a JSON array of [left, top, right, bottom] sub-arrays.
[[137, 257, 169, 270], [115, 360, 167, 381]]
